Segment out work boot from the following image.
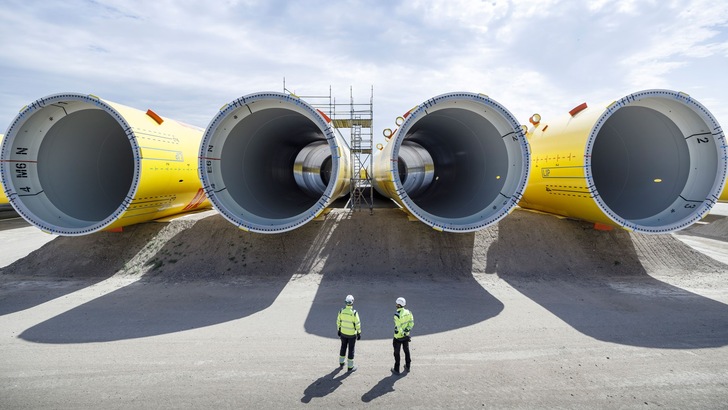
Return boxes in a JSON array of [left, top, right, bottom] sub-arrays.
[[347, 365, 358, 372], [391, 367, 400, 375], [339, 363, 344, 368], [404, 365, 410, 372]]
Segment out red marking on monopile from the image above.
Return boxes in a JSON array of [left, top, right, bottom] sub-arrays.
[[183, 188, 208, 211], [316, 109, 332, 123], [593, 222, 613, 231], [106, 227, 124, 233], [146, 109, 164, 125], [403, 106, 418, 119], [569, 102, 588, 117]]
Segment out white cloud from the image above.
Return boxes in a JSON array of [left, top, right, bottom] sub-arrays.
[[587, 0, 658, 14], [0, 0, 726, 137], [406, 0, 509, 33], [618, 0, 728, 89]]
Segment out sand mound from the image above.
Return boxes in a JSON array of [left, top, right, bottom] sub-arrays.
[[679, 214, 728, 241], [2, 209, 725, 282]]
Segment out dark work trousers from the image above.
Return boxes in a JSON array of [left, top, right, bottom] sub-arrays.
[[340, 336, 356, 360], [393, 337, 411, 371]]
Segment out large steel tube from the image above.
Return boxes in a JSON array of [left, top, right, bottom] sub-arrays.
[[519, 89, 727, 233], [0, 135, 8, 207], [199, 92, 350, 233], [0, 93, 210, 235], [373, 92, 530, 232]]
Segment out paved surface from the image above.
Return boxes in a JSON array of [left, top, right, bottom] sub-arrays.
[[1, 206, 727, 409]]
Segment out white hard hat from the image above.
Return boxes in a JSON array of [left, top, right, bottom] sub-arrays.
[[345, 294, 355, 304], [396, 297, 406, 306]]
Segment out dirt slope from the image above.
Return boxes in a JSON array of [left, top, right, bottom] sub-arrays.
[[2, 208, 725, 282]]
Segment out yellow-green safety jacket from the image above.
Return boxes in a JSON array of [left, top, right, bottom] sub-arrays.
[[337, 305, 361, 337], [394, 307, 414, 339]]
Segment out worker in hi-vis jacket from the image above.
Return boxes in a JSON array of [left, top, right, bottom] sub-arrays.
[[392, 296, 414, 375], [337, 294, 361, 372]]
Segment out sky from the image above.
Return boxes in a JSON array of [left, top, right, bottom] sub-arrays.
[[1, 0, 727, 147]]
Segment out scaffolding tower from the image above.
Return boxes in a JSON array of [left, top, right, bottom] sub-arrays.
[[343, 86, 374, 213], [283, 80, 374, 214]]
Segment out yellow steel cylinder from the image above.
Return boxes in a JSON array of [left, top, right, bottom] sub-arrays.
[[520, 90, 727, 233], [199, 92, 350, 233], [0, 134, 8, 206], [373, 92, 530, 232], [1, 93, 210, 235]]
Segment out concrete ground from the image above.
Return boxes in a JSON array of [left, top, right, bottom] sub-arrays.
[[1, 205, 727, 409]]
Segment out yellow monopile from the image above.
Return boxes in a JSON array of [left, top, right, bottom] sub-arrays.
[[372, 92, 530, 232], [519, 90, 727, 233], [0, 134, 8, 206], [199, 92, 350, 233], [1, 93, 210, 235]]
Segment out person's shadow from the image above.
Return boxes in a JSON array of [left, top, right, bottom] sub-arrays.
[[300, 367, 353, 403], [361, 372, 405, 403]]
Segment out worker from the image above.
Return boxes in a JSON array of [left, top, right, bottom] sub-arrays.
[[392, 296, 414, 375], [337, 294, 361, 372]]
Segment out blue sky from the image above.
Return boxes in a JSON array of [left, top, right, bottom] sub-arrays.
[[1, 0, 727, 146]]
